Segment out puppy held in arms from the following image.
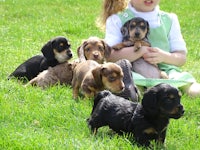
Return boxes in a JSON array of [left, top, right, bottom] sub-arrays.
[[87, 83, 184, 147], [72, 60, 124, 99], [112, 17, 168, 79]]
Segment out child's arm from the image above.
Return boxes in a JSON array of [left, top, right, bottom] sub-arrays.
[[107, 46, 149, 62], [143, 47, 186, 67]]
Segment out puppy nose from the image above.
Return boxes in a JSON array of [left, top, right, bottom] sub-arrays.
[[67, 51, 73, 58], [178, 105, 184, 114], [121, 84, 125, 91], [93, 53, 99, 58], [135, 32, 140, 37], [121, 86, 125, 91]]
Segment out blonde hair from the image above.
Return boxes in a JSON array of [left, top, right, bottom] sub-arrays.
[[96, 0, 128, 31]]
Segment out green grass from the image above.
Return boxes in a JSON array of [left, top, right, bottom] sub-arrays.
[[1, 0, 200, 149]]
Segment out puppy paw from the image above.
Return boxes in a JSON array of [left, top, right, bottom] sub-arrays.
[[112, 44, 124, 51], [160, 71, 168, 79]]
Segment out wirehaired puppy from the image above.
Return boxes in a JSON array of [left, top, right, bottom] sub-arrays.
[[112, 17, 168, 79], [72, 60, 124, 99], [87, 83, 184, 147], [25, 61, 77, 89], [8, 36, 73, 81], [77, 36, 111, 64]]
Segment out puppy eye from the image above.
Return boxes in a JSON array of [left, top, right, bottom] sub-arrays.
[[140, 25, 146, 30], [66, 45, 70, 49], [64, 44, 71, 49], [108, 76, 116, 82], [98, 46, 103, 51], [86, 48, 90, 52], [130, 24, 135, 29], [166, 99, 172, 103]]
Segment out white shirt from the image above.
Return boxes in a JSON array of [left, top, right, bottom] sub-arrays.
[[105, 3, 187, 53]]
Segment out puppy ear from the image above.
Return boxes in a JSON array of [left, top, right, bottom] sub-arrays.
[[92, 90, 111, 113], [142, 86, 159, 117], [121, 21, 130, 41], [146, 21, 150, 37], [101, 40, 111, 59], [41, 40, 55, 61], [67, 63, 73, 71], [92, 66, 103, 87], [121, 26, 129, 39], [77, 41, 87, 62]]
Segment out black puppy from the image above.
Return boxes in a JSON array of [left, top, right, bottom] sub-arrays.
[[87, 83, 184, 147], [8, 36, 73, 81]]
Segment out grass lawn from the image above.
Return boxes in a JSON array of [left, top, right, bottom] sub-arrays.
[[1, 0, 200, 149]]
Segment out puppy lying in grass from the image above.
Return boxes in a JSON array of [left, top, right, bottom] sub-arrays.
[[8, 36, 73, 81], [72, 60, 124, 99], [25, 61, 77, 89]]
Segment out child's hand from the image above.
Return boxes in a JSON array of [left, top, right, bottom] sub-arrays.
[[142, 47, 166, 65]]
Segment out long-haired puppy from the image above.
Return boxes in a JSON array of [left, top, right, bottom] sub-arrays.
[[25, 61, 77, 89], [77, 36, 111, 64], [72, 60, 124, 99], [112, 17, 168, 79], [8, 36, 73, 81], [87, 83, 184, 147]]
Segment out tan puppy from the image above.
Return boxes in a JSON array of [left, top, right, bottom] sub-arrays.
[[72, 60, 125, 99], [77, 36, 111, 64], [26, 61, 77, 89]]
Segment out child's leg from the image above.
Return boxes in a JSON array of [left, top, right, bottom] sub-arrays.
[[181, 82, 200, 97], [115, 59, 139, 102]]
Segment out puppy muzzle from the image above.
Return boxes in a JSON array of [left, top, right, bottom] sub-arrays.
[[170, 105, 184, 119], [92, 51, 100, 56], [67, 49, 73, 58]]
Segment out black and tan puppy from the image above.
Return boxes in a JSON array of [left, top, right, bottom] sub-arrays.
[[112, 17, 150, 51], [8, 36, 73, 81], [112, 17, 167, 79], [72, 60, 124, 99], [77, 36, 111, 64], [87, 83, 184, 147]]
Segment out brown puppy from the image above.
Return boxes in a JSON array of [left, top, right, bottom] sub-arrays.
[[72, 60, 124, 99], [112, 17, 168, 79], [25, 61, 77, 89], [77, 36, 111, 64]]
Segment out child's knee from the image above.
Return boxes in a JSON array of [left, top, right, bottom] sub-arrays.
[[181, 82, 200, 97]]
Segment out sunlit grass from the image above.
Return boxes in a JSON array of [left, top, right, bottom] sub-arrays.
[[0, 0, 200, 149]]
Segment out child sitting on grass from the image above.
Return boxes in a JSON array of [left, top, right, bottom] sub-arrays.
[[96, 0, 200, 97]]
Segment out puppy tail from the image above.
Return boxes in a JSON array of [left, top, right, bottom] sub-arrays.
[[92, 90, 111, 113]]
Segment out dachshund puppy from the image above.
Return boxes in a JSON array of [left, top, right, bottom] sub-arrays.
[[112, 17, 150, 51], [72, 60, 124, 99], [87, 83, 184, 147], [112, 17, 167, 79], [77, 36, 111, 64], [25, 61, 77, 89], [8, 36, 73, 81]]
